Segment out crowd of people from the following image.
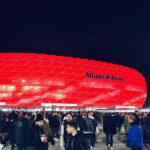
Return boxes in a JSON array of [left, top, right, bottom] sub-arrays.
[[0, 110, 150, 150]]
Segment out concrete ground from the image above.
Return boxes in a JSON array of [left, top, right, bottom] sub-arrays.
[[3, 133, 129, 150], [49, 133, 128, 150]]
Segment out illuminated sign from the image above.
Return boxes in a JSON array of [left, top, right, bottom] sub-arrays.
[[86, 72, 124, 81]]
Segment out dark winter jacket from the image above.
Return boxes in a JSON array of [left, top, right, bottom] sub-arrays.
[[65, 131, 90, 150], [8, 112, 18, 144], [142, 115, 150, 143], [84, 118, 94, 133], [48, 115, 60, 129], [0, 118, 9, 144], [75, 115, 87, 132], [114, 114, 123, 127], [103, 114, 116, 135], [63, 120, 71, 145], [14, 117, 28, 147], [88, 116, 97, 132], [8, 119, 16, 144], [26, 118, 37, 146], [0, 118, 9, 133]]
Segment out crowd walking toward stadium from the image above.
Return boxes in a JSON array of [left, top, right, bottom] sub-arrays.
[[0, 110, 150, 150]]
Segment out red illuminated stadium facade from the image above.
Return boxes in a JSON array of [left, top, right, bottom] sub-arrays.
[[0, 53, 147, 109]]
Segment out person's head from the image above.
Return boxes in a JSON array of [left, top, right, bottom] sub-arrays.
[[147, 112, 150, 117], [76, 111, 81, 116], [88, 111, 94, 117], [66, 121, 78, 135], [128, 115, 136, 123], [36, 114, 44, 127], [65, 113, 73, 121], [53, 112, 58, 116], [19, 111, 27, 118], [135, 111, 139, 115], [82, 113, 87, 118]]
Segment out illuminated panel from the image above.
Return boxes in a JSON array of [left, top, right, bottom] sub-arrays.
[[0, 53, 147, 108]]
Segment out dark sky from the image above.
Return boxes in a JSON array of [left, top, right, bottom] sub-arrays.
[[0, 1, 150, 107]]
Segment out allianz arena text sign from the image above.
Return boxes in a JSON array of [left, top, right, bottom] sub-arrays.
[[86, 72, 124, 81], [0, 53, 147, 108]]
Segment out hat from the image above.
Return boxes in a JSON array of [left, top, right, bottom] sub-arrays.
[[36, 114, 43, 122]]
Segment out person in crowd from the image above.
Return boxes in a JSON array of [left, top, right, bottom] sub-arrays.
[[103, 113, 116, 150], [114, 113, 124, 140], [60, 113, 73, 150], [8, 111, 18, 150], [94, 112, 103, 135], [124, 114, 131, 136], [48, 112, 60, 140], [133, 111, 141, 125], [14, 111, 29, 150], [142, 113, 150, 150], [35, 114, 55, 150], [127, 115, 143, 150], [65, 121, 90, 150], [139, 113, 145, 127], [26, 113, 37, 150], [82, 112, 95, 148], [0, 112, 10, 149], [88, 112, 97, 148], [75, 112, 87, 132]]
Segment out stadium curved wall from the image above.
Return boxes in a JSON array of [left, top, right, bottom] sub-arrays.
[[0, 53, 147, 108]]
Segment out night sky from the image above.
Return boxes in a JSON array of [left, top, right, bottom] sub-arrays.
[[0, 1, 150, 107]]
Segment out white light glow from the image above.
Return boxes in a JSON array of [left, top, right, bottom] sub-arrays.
[[0, 85, 16, 92], [23, 85, 42, 92], [0, 102, 6, 105], [0, 93, 12, 98], [41, 103, 78, 107], [21, 79, 26, 83], [116, 105, 135, 109]]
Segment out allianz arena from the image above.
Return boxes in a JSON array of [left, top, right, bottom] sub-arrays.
[[0, 53, 147, 109]]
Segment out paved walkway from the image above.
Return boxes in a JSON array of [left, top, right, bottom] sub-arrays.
[[49, 133, 128, 150], [3, 133, 128, 150]]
